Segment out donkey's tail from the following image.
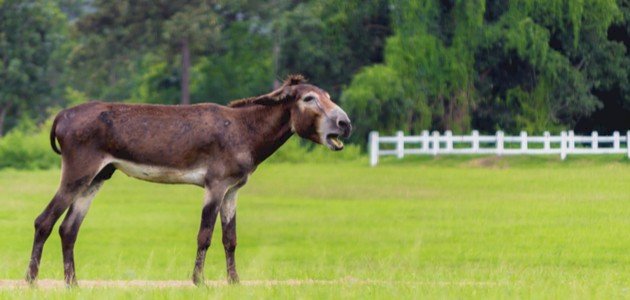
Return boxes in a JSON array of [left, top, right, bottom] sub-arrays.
[[50, 114, 61, 155]]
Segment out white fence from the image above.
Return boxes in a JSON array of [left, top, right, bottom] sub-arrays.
[[369, 130, 630, 166]]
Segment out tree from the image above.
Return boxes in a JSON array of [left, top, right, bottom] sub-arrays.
[[276, 0, 391, 99], [71, 0, 220, 104], [189, 20, 274, 104], [341, 65, 410, 145], [475, 0, 626, 132], [137, 0, 277, 104], [343, 0, 628, 145], [0, 0, 67, 136], [67, 0, 392, 106], [133, 0, 392, 105], [343, 0, 484, 144]]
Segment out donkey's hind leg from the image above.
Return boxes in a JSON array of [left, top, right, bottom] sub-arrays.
[[58, 164, 115, 286], [26, 156, 108, 285], [26, 190, 75, 284]]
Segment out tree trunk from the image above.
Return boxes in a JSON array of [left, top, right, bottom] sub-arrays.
[[180, 39, 191, 105], [0, 103, 9, 137]]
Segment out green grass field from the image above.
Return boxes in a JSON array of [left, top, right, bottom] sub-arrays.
[[0, 156, 629, 299]]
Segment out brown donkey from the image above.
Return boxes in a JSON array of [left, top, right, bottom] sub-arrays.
[[26, 75, 351, 286]]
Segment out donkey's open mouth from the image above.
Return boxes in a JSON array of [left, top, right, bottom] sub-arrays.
[[326, 134, 344, 151]]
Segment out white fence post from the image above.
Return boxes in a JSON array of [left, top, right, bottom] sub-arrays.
[[520, 131, 527, 153], [422, 130, 429, 153], [496, 131, 504, 155], [472, 130, 479, 152], [627, 131, 630, 159], [560, 131, 567, 160], [445, 130, 453, 153], [613, 131, 620, 150], [544, 131, 551, 152], [396, 131, 404, 159], [569, 130, 575, 150], [592, 131, 598, 149], [432, 131, 440, 156], [369, 131, 379, 167]]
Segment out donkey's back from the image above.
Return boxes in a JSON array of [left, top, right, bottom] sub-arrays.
[[53, 101, 232, 169]]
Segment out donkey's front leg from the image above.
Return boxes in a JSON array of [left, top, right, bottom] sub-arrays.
[[192, 183, 227, 286], [220, 182, 244, 284]]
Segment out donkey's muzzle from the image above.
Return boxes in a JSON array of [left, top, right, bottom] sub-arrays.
[[334, 113, 352, 138]]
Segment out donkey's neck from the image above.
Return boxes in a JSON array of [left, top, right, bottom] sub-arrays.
[[236, 103, 294, 165]]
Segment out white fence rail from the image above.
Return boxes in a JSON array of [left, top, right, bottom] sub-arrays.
[[369, 130, 630, 166]]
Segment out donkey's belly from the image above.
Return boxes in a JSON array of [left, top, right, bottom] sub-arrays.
[[112, 160, 206, 186]]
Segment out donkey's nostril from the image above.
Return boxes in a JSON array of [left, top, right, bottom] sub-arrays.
[[337, 120, 349, 129], [337, 118, 352, 137]]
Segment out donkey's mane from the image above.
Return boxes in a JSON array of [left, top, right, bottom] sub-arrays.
[[227, 96, 269, 108], [228, 74, 307, 108]]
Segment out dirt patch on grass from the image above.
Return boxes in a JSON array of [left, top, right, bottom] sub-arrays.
[[0, 279, 194, 289], [465, 156, 509, 169], [0, 278, 512, 289], [0, 279, 352, 289]]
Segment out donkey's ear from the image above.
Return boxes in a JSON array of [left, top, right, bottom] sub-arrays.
[[266, 74, 306, 100], [284, 74, 307, 86], [265, 74, 306, 101]]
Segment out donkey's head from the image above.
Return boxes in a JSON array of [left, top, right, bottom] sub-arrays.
[[229, 75, 352, 150], [284, 75, 352, 150]]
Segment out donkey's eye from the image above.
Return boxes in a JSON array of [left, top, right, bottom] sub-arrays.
[[303, 96, 316, 102]]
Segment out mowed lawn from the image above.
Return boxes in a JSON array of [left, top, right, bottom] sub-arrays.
[[0, 156, 629, 298]]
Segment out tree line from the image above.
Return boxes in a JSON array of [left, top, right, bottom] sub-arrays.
[[1, 0, 629, 146]]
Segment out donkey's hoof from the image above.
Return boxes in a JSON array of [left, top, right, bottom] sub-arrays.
[[25, 275, 36, 286], [65, 280, 78, 289], [192, 275, 205, 287], [227, 273, 240, 285]]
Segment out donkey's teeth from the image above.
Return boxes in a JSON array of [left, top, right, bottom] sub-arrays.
[[330, 137, 344, 148]]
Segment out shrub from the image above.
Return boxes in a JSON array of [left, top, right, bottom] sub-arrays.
[[266, 136, 364, 164], [0, 115, 60, 170]]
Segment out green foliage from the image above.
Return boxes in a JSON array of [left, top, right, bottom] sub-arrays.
[[2, 0, 630, 151], [276, 0, 391, 98], [266, 136, 363, 164], [64, 86, 89, 107], [341, 65, 416, 145], [474, 0, 623, 132], [343, 0, 629, 145], [162, 1, 220, 53], [131, 18, 274, 105], [132, 56, 181, 105], [69, 0, 221, 103], [189, 21, 274, 104], [343, 0, 484, 145], [0, 0, 68, 134], [0, 115, 60, 170]]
